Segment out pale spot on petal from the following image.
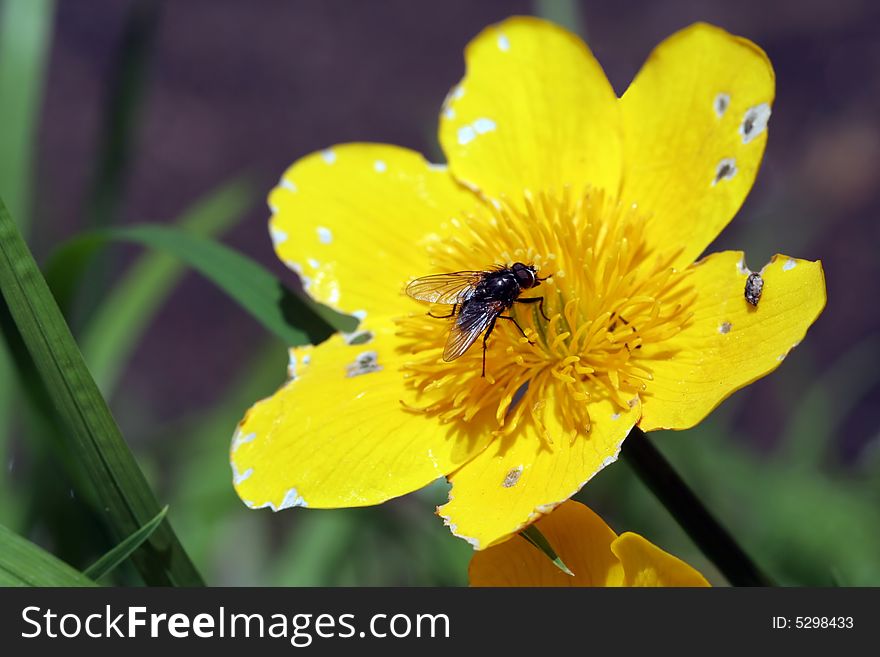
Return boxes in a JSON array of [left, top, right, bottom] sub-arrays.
[[232, 464, 253, 485], [373, 159, 387, 173], [472, 117, 496, 134], [441, 517, 481, 549], [231, 430, 256, 453], [497, 33, 510, 51], [279, 487, 307, 509], [321, 149, 336, 164], [457, 125, 477, 145], [782, 258, 797, 271], [317, 226, 333, 244], [502, 466, 523, 488], [714, 92, 730, 118], [270, 226, 288, 246], [457, 118, 496, 145]]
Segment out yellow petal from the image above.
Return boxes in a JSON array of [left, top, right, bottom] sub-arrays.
[[469, 500, 621, 586], [439, 17, 620, 204], [469, 500, 709, 586], [611, 533, 710, 587], [438, 392, 640, 549], [639, 251, 826, 431], [268, 143, 484, 316], [231, 318, 494, 510], [620, 23, 775, 267]]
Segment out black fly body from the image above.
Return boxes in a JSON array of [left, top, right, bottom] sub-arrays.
[[406, 262, 551, 377]]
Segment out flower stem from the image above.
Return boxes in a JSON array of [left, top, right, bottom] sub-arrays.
[[621, 427, 773, 586]]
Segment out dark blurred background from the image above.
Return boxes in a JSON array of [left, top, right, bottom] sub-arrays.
[[4, 0, 880, 585]]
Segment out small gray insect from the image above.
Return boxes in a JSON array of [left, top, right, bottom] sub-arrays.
[[745, 272, 764, 307]]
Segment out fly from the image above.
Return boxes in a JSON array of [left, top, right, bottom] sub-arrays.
[[405, 262, 551, 377]]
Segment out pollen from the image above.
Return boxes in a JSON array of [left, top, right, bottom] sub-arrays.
[[396, 188, 696, 446]]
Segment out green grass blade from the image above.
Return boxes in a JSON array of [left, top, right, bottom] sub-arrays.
[[74, 0, 160, 327], [84, 505, 168, 581], [533, 0, 585, 37], [86, 0, 160, 230], [0, 0, 56, 529], [520, 524, 575, 576], [0, 523, 96, 587], [0, 197, 203, 586], [0, 0, 55, 229], [80, 179, 255, 394], [272, 511, 362, 586], [781, 336, 880, 469], [48, 225, 357, 347]]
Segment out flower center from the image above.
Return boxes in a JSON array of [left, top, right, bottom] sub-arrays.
[[396, 189, 696, 443]]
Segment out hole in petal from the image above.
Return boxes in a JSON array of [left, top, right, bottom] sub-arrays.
[[346, 330, 375, 345], [714, 92, 730, 118], [712, 158, 737, 186], [346, 351, 382, 377], [740, 103, 771, 144]]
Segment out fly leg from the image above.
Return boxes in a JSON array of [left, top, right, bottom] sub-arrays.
[[428, 303, 457, 319], [481, 315, 498, 378], [515, 296, 550, 321], [498, 315, 536, 347]]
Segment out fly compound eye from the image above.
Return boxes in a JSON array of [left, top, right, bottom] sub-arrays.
[[513, 264, 535, 288]]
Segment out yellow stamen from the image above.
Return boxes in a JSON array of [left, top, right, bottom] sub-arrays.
[[396, 189, 695, 446]]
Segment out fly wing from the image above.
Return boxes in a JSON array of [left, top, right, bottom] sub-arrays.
[[442, 300, 505, 361], [405, 271, 483, 305]]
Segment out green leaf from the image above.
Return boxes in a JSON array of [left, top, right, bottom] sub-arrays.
[[80, 178, 255, 394], [520, 524, 575, 576], [0, 197, 203, 586], [47, 224, 358, 347], [84, 505, 168, 581], [0, 523, 96, 587]]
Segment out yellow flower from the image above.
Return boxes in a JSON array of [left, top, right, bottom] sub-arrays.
[[470, 500, 710, 586], [230, 18, 826, 550]]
